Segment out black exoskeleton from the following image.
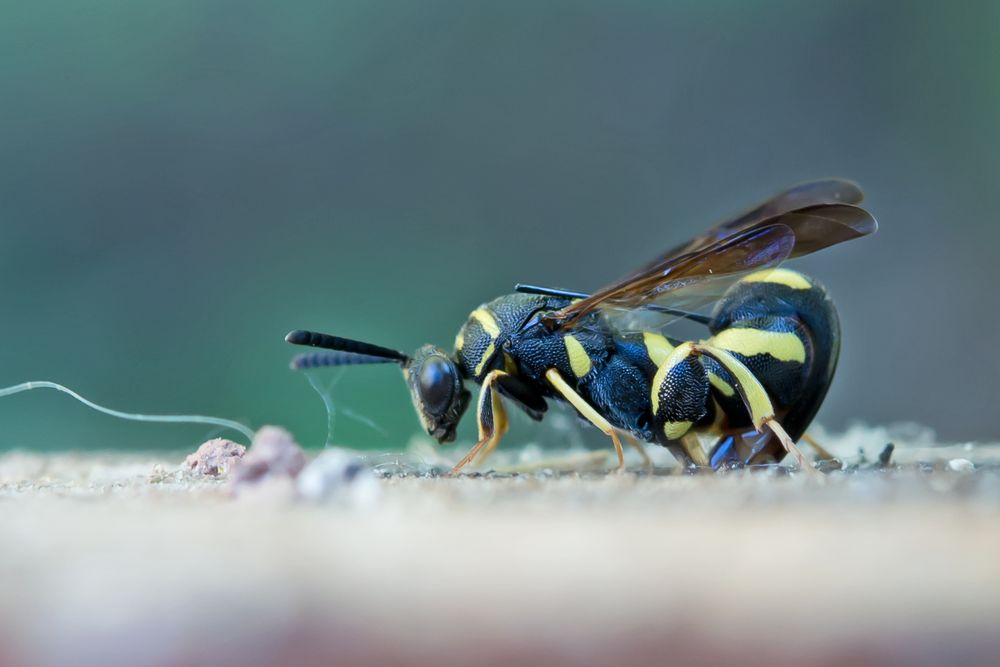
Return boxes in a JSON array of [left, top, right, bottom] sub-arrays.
[[286, 179, 876, 473]]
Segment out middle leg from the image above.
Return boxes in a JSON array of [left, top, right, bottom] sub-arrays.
[[545, 369, 626, 471]]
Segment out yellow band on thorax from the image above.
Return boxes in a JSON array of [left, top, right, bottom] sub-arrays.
[[474, 341, 496, 377], [470, 308, 501, 338], [563, 335, 592, 378]]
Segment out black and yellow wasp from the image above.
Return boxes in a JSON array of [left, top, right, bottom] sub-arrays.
[[286, 179, 876, 473]]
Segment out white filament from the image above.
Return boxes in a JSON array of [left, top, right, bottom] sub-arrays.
[[0, 380, 255, 442]]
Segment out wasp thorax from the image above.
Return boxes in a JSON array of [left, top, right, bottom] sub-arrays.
[[404, 345, 470, 443]]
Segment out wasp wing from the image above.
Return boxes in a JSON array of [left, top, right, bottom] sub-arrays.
[[521, 179, 867, 314], [542, 203, 876, 331], [652, 178, 865, 264]]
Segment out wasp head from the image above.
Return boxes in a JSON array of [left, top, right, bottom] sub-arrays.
[[403, 345, 470, 443], [285, 330, 469, 443]]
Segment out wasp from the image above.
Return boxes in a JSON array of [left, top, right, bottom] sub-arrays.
[[286, 179, 877, 474]]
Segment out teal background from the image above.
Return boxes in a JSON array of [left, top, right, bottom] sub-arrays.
[[1, 1, 997, 451]]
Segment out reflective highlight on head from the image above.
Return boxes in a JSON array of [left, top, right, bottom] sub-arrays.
[[404, 345, 470, 442]]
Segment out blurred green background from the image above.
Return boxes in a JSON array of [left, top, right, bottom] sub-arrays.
[[1, 0, 997, 451]]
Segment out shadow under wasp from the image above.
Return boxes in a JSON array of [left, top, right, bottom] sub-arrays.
[[286, 179, 877, 474]]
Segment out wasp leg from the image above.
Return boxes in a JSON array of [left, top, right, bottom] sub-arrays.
[[802, 432, 837, 461], [694, 343, 816, 475], [544, 369, 626, 472], [648, 342, 711, 467], [620, 431, 653, 469], [680, 432, 710, 468], [450, 370, 510, 475]]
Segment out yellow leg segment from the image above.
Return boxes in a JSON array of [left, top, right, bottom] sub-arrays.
[[680, 432, 709, 467], [620, 431, 653, 468], [450, 370, 510, 474], [695, 343, 815, 475], [474, 405, 509, 466], [545, 369, 626, 471]]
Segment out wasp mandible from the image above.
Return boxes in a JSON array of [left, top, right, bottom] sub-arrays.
[[286, 179, 877, 473]]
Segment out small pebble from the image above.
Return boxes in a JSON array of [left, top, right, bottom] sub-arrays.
[[297, 449, 380, 506], [184, 438, 246, 477], [815, 458, 844, 474], [230, 426, 306, 493], [947, 458, 975, 473], [877, 443, 895, 467]]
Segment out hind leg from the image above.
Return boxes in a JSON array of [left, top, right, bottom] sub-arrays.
[[648, 343, 712, 466], [695, 343, 814, 474]]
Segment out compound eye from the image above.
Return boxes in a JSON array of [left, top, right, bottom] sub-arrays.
[[418, 356, 455, 415]]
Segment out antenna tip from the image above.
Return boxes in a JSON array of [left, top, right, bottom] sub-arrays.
[[285, 330, 310, 345]]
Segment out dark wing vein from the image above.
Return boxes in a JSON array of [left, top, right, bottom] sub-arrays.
[[542, 199, 876, 331]]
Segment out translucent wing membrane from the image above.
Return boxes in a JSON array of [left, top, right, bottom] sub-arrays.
[[539, 180, 876, 332], [542, 224, 796, 331], [659, 178, 865, 261], [514, 283, 713, 325]]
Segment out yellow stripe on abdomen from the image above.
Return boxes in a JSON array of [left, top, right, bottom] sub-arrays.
[[742, 268, 811, 290], [709, 328, 806, 363]]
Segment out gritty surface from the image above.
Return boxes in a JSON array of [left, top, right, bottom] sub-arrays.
[[1, 429, 999, 667]]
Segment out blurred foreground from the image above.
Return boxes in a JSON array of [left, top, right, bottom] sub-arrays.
[[1, 434, 999, 667]]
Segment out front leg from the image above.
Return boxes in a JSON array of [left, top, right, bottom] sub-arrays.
[[450, 370, 510, 474]]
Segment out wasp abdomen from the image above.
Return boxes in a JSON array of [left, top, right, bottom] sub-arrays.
[[705, 268, 840, 449]]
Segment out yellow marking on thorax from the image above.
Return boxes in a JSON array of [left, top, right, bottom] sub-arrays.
[[708, 371, 735, 397], [642, 332, 675, 367], [709, 328, 806, 363], [503, 352, 518, 375], [454, 329, 465, 352], [474, 341, 496, 377], [650, 342, 696, 416], [470, 308, 501, 338], [465, 307, 502, 377], [563, 335, 592, 378], [742, 268, 812, 290]]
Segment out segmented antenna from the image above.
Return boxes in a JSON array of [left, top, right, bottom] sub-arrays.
[[290, 350, 395, 369], [285, 330, 409, 363]]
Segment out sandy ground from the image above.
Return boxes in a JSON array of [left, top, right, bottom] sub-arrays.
[[1, 429, 999, 667]]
